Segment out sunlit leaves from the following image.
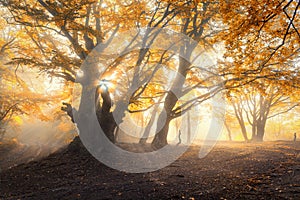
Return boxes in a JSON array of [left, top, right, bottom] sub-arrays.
[[219, 0, 300, 87], [0, 0, 299, 145]]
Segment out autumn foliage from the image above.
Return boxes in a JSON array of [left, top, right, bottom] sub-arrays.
[[0, 0, 299, 144]]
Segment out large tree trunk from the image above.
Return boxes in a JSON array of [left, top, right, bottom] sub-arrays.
[[151, 116, 172, 149], [151, 56, 190, 149], [151, 91, 177, 149], [95, 87, 117, 143], [63, 91, 122, 145], [97, 111, 116, 143]]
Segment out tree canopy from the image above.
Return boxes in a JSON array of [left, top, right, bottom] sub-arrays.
[[0, 0, 299, 145]]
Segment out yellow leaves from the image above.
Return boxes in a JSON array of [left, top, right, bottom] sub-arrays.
[[13, 116, 23, 125], [129, 82, 163, 112]]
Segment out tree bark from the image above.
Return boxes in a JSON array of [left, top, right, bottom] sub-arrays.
[[151, 56, 190, 149], [96, 87, 116, 143], [151, 116, 172, 149]]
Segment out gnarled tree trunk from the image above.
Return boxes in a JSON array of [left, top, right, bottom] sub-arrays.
[[96, 87, 116, 143]]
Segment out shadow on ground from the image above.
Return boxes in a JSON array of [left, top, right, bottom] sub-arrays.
[[1, 138, 299, 199]]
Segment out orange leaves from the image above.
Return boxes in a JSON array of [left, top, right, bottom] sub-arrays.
[[218, 0, 300, 92], [128, 82, 164, 112], [1, 0, 299, 120]]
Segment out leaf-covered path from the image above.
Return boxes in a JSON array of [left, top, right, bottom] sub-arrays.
[[1, 140, 299, 199]]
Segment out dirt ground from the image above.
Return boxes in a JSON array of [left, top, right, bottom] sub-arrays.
[[1, 138, 299, 199]]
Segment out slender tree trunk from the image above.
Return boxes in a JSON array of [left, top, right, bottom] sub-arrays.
[[139, 114, 155, 144], [232, 101, 249, 142], [139, 103, 160, 144], [240, 121, 249, 142], [187, 111, 191, 144], [256, 120, 266, 142], [235, 112, 249, 142], [224, 121, 232, 141], [251, 120, 257, 141], [177, 130, 182, 145], [254, 95, 269, 142]]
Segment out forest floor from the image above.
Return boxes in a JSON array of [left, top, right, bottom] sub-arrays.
[[0, 138, 300, 200]]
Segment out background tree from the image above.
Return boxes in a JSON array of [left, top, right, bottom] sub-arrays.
[[219, 0, 300, 141], [227, 81, 299, 142]]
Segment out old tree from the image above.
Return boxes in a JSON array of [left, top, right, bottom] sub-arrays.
[[1, 0, 299, 148]]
